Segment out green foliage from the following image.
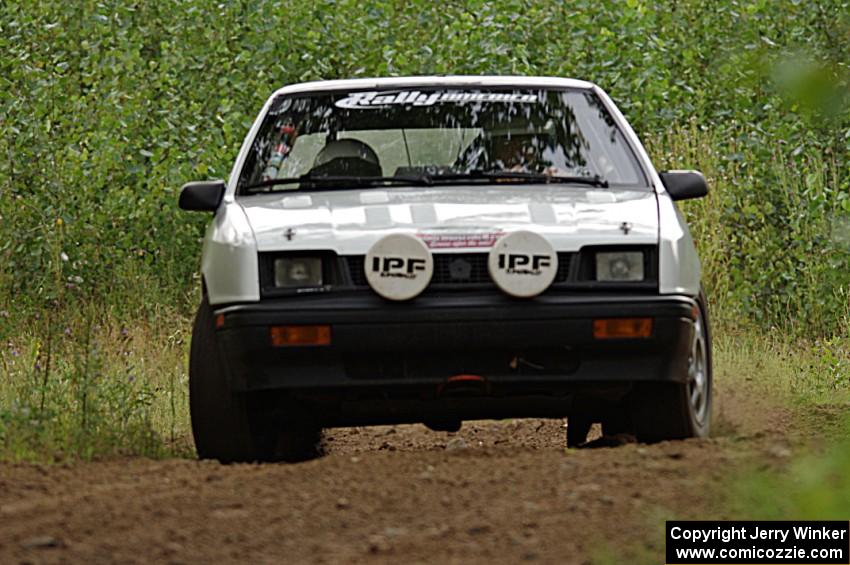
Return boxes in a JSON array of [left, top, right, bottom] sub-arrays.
[[650, 125, 850, 334], [1, 0, 847, 331], [0, 306, 190, 461]]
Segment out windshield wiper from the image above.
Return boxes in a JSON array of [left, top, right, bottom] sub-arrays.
[[243, 174, 432, 193], [425, 170, 609, 188], [243, 170, 608, 193]]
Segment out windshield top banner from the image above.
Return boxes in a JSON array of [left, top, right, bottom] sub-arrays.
[[335, 90, 539, 109]]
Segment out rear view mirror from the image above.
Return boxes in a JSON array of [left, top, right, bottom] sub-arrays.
[[659, 170, 709, 201], [179, 180, 226, 212]]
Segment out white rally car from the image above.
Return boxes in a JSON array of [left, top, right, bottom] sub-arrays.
[[179, 76, 712, 462]]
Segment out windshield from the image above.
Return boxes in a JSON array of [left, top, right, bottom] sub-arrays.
[[237, 87, 647, 193]]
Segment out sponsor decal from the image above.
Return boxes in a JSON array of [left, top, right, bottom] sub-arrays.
[[335, 90, 539, 110], [370, 256, 427, 279], [418, 232, 503, 249], [496, 253, 552, 276]]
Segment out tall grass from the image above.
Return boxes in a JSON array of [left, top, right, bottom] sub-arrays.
[[0, 303, 191, 461], [648, 124, 850, 336]]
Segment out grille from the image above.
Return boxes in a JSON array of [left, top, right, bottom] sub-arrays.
[[433, 253, 490, 284], [347, 256, 367, 286], [555, 253, 570, 282], [345, 253, 573, 287]]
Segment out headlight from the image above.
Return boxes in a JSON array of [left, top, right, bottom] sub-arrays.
[[274, 257, 323, 287], [595, 251, 644, 281]]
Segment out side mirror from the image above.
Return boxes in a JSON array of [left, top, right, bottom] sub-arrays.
[[179, 180, 226, 212], [659, 170, 709, 201]]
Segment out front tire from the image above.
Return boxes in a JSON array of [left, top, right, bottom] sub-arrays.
[[189, 298, 322, 463], [631, 291, 712, 442]]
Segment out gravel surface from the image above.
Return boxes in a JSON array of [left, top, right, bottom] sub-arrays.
[[0, 384, 810, 564]]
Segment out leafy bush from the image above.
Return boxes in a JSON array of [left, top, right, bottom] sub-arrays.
[[1, 0, 848, 331]]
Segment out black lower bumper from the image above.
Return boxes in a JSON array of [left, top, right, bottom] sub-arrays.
[[214, 292, 697, 398]]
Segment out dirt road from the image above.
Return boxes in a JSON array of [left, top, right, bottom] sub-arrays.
[[0, 384, 814, 564]]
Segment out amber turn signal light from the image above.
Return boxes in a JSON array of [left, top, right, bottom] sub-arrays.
[[270, 325, 331, 346], [593, 318, 653, 339]]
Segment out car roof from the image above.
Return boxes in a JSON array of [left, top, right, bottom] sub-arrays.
[[272, 76, 596, 97]]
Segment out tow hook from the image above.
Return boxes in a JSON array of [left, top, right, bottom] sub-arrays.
[[437, 374, 490, 397]]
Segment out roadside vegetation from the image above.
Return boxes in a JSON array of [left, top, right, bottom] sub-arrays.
[[0, 0, 848, 463]]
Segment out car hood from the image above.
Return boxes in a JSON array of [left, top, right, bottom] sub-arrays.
[[239, 185, 658, 254]]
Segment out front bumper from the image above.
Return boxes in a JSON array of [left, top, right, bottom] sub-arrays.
[[214, 292, 697, 394]]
